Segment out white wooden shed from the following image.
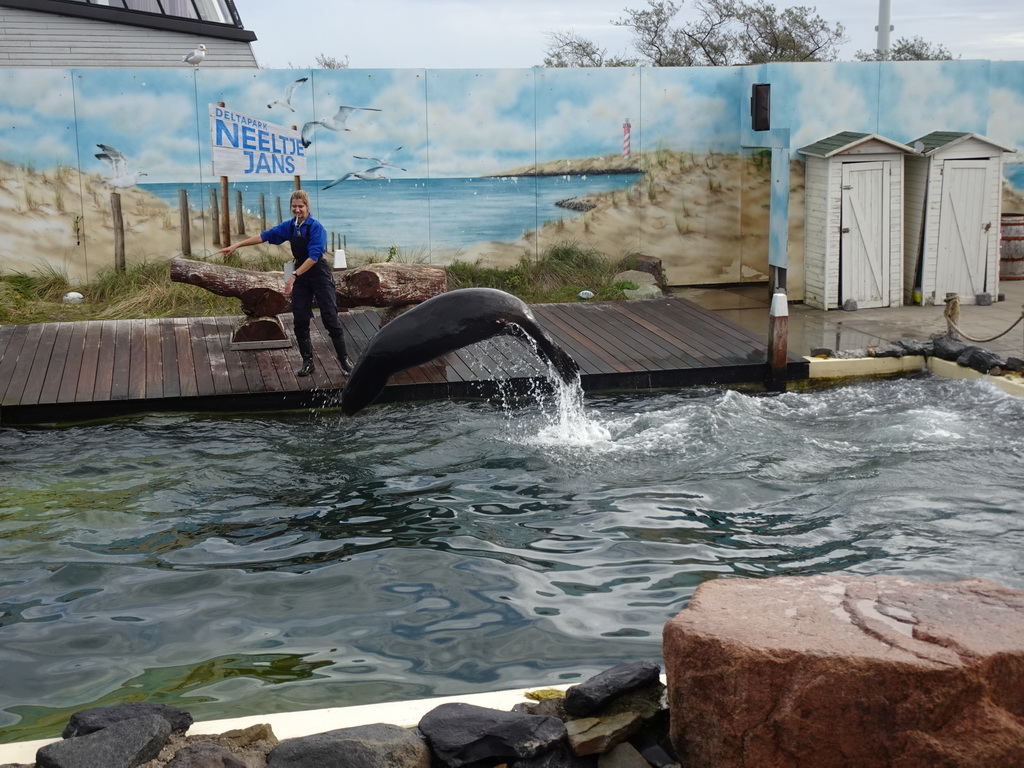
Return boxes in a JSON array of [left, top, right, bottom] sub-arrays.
[[798, 132, 916, 310], [903, 132, 1016, 306]]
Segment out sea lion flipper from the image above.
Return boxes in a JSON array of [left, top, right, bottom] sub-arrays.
[[509, 319, 580, 385]]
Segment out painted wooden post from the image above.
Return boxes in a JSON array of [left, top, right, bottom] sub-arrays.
[[110, 192, 125, 272], [235, 189, 245, 235], [218, 101, 231, 248], [293, 125, 301, 190], [209, 187, 221, 247], [178, 189, 191, 256], [766, 291, 789, 391], [219, 177, 230, 247]]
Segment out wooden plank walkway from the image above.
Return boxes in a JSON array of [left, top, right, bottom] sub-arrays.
[[0, 297, 808, 425]]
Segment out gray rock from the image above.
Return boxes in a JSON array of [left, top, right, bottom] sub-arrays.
[[622, 284, 662, 300], [512, 743, 597, 766], [867, 343, 905, 358], [957, 346, 1004, 374], [565, 713, 641, 756], [564, 661, 662, 717], [835, 348, 869, 359], [267, 723, 429, 768], [613, 269, 656, 286], [37, 714, 171, 768], [893, 338, 929, 357], [614, 254, 665, 287], [1005, 356, 1024, 372], [595, 742, 650, 767], [62, 702, 193, 738], [419, 702, 566, 767], [165, 742, 247, 768], [931, 335, 970, 361], [512, 696, 569, 721], [555, 197, 597, 213], [841, 299, 858, 311]]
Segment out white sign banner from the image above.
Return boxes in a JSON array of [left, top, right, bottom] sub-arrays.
[[209, 104, 306, 178]]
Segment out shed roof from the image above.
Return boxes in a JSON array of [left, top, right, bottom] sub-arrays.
[[906, 131, 1016, 155], [797, 131, 917, 158]]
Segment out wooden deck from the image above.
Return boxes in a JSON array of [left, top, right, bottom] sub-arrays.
[[0, 297, 808, 425]]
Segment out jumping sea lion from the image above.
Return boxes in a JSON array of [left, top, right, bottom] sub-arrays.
[[340, 287, 580, 416]]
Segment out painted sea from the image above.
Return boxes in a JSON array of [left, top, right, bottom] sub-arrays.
[[141, 174, 645, 257]]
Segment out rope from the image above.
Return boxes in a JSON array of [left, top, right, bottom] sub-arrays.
[[942, 294, 1024, 343]]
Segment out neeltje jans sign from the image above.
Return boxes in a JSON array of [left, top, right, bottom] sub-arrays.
[[209, 104, 306, 178]]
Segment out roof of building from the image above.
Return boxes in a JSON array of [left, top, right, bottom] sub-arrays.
[[906, 131, 1017, 155], [797, 131, 917, 158], [0, 0, 256, 43]]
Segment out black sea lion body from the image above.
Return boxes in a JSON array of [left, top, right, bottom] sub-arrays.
[[340, 287, 580, 416]]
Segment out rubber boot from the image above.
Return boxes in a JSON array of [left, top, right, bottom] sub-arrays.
[[296, 337, 315, 377], [331, 332, 353, 374]]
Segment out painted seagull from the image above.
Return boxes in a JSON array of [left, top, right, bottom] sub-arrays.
[[95, 144, 147, 188], [267, 77, 308, 111], [352, 146, 406, 172], [323, 166, 388, 190], [182, 44, 206, 67], [301, 105, 381, 148]]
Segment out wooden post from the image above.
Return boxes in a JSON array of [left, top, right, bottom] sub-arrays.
[[219, 176, 230, 248], [218, 102, 231, 248], [178, 189, 192, 256], [259, 192, 267, 231], [110, 192, 125, 272], [235, 189, 245, 235], [209, 187, 221, 247], [292, 125, 301, 190], [943, 293, 963, 339], [276, 196, 283, 223], [766, 292, 789, 392]]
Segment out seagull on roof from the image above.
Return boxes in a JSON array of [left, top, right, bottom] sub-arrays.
[[95, 144, 147, 188], [182, 44, 206, 67], [301, 105, 381, 148], [323, 166, 388, 190], [352, 146, 406, 172], [267, 77, 308, 111]]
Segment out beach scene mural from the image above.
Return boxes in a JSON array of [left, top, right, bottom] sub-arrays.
[[1, 61, 1023, 295]]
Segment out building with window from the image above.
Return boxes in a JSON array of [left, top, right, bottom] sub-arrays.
[[0, 0, 258, 68]]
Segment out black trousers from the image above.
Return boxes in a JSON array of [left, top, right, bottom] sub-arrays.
[[291, 269, 344, 341]]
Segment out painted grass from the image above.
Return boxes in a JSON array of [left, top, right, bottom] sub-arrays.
[[0, 242, 639, 325]]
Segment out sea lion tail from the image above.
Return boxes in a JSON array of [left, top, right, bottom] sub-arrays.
[[513, 321, 580, 385]]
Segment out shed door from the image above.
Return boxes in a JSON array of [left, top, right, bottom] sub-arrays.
[[934, 159, 990, 301], [840, 161, 890, 308]]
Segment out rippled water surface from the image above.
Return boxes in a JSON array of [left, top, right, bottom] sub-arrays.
[[1, 376, 1022, 741]]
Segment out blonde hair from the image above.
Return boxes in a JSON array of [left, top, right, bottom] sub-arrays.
[[290, 189, 310, 207]]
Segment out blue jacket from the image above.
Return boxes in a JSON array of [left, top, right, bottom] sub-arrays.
[[262, 216, 327, 268]]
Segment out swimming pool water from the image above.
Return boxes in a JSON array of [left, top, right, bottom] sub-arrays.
[[1, 375, 1021, 742]]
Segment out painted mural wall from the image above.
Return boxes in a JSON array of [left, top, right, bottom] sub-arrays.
[[1, 61, 1022, 296]]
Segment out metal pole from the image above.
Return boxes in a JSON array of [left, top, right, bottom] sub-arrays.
[[876, 0, 892, 59], [766, 292, 789, 391]]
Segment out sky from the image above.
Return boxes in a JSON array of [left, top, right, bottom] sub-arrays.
[[242, 0, 1024, 70]]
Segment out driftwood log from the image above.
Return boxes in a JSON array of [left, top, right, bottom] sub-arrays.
[[170, 258, 447, 313], [170, 258, 447, 345]]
